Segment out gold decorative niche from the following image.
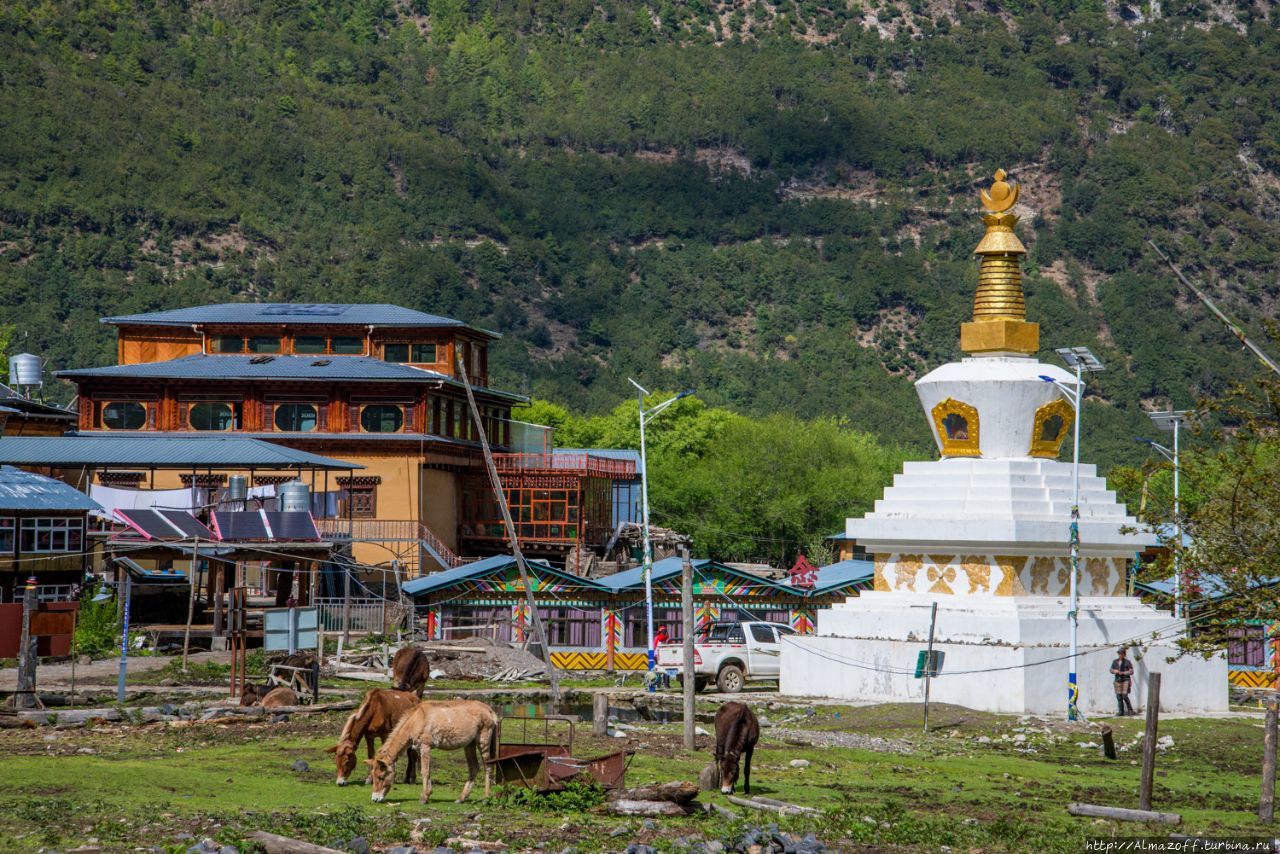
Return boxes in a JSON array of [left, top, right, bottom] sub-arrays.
[[1028, 398, 1074, 458], [931, 398, 980, 457]]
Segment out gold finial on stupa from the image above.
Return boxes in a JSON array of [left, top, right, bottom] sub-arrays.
[[960, 169, 1039, 355]]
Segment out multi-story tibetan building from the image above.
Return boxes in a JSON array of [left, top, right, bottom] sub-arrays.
[[57, 303, 632, 578]]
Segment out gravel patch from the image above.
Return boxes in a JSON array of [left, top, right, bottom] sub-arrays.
[[769, 728, 912, 753]]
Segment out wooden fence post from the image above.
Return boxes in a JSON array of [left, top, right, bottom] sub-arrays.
[[14, 582, 38, 710], [1261, 701, 1277, 823], [593, 693, 609, 736], [1139, 671, 1162, 811]]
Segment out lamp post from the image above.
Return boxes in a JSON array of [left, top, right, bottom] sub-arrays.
[[1139, 410, 1191, 620], [91, 582, 130, 704], [628, 380, 695, 691], [1044, 346, 1105, 721]]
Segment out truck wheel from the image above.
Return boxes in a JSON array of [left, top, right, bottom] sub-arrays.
[[716, 664, 744, 694]]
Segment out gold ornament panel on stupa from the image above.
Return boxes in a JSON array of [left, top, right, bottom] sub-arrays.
[[960, 169, 1040, 355]]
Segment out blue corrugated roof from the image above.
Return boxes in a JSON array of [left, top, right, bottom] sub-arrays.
[[102, 303, 497, 335], [0, 466, 101, 512], [809, 559, 875, 594], [402, 554, 611, 596], [0, 436, 361, 470], [58, 356, 527, 402], [595, 558, 798, 594]]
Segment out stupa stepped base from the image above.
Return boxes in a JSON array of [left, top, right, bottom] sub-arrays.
[[779, 592, 1227, 715]]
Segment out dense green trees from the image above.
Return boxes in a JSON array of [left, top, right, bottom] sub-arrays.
[[1, 0, 1278, 474], [516, 396, 913, 564]]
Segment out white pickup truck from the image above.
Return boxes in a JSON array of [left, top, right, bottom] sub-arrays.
[[654, 621, 796, 693]]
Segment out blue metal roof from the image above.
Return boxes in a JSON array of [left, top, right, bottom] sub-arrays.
[[0, 436, 361, 470], [102, 303, 497, 335], [58, 356, 527, 402], [402, 554, 611, 597], [0, 466, 101, 512], [808, 559, 875, 595], [595, 557, 799, 594]]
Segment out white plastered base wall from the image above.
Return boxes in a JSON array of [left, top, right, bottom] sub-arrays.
[[780, 591, 1228, 715]]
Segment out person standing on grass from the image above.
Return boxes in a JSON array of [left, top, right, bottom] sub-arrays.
[[1111, 647, 1135, 716]]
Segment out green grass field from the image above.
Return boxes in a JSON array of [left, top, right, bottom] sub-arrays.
[[2, 700, 1274, 853]]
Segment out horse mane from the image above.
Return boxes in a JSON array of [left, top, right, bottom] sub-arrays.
[[338, 689, 378, 745], [374, 703, 424, 766]]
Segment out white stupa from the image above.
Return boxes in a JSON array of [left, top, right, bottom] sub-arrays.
[[781, 171, 1226, 715]]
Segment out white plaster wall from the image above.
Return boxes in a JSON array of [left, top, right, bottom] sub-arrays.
[[916, 356, 1078, 459], [781, 634, 1227, 715]]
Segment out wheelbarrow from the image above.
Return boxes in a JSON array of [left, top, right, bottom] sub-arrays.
[[489, 714, 633, 793]]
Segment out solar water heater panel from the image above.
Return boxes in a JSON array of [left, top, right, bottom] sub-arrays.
[[115, 509, 184, 540], [212, 510, 270, 541], [158, 510, 217, 540], [264, 512, 320, 541]]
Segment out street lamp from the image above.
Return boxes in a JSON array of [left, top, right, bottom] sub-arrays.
[[91, 580, 130, 704], [1139, 410, 1192, 620], [1043, 345, 1105, 721], [628, 379, 695, 691]]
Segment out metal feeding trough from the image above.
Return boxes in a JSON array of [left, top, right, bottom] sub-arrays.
[[489, 714, 632, 793]]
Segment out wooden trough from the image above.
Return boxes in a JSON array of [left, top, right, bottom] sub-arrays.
[[489, 714, 632, 793]]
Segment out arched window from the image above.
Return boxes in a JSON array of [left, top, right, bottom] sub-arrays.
[[1029, 399, 1075, 457], [360, 405, 403, 433], [101, 402, 146, 430], [189, 403, 236, 431], [274, 404, 318, 432], [930, 398, 980, 457]]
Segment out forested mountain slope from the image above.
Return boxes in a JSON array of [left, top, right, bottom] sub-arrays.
[[2, 0, 1279, 468]]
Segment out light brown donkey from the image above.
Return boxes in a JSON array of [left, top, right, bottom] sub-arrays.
[[326, 688, 420, 786], [367, 700, 499, 804]]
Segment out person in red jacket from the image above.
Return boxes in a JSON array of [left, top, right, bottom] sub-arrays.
[[653, 626, 671, 688]]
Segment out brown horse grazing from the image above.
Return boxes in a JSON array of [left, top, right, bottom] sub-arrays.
[[326, 689, 421, 786], [391, 646, 431, 696], [714, 701, 759, 795], [366, 700, 499, 804]]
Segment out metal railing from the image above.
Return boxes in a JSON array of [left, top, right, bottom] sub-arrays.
[[10, 585, 80, 603], [418, 523, 464, 568], [493, 453, 636, 477], [316, 519, 421, 542], [315, 597, 401, 636]]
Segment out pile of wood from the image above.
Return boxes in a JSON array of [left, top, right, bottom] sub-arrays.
[[607, 781, 701, 816]]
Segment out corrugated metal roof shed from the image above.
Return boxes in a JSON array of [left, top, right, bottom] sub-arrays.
[[596, 557, 797, 594], [58, 355, 527, 402], [102, 303, 498, 336], [807, 559, 875, 595], [0, 436, 361, 470], [0, 465, 101, 512]]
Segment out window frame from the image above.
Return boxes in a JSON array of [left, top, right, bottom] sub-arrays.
[[359, 404, 405, 434], [18, 517, 84, 554], [188, 402, 239, 431], [0, 517, 13, 554], [101, 401, 148, 431], [274, 403, 319, 433]]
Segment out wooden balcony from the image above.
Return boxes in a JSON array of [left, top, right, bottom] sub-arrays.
[[492, 453, 635, 478]]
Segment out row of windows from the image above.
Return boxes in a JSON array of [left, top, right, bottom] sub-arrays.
[[98, 400, 509, 438], [0, 518, 85, 554], [204, 335, 486, 371]]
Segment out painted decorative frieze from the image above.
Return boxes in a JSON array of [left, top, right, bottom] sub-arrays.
[[873, 552, 1126, 596]]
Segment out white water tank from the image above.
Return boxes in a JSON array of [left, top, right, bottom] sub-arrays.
[[225, 475, 248, 502], [8, 353, 42, 388], [278, 481, 311, 513]]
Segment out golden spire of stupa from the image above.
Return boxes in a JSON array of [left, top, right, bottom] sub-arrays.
[[960, 169, 1039, 355]]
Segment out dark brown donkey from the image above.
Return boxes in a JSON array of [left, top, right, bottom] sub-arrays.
[[326, 688, 421, 785], [713, 701, 760, 795], [391, 646, 431, 696]]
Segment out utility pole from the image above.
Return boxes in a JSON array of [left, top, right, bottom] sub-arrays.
[[459, 356, 561, 707], [117, 573, 132, 705], [14, 577, 38, 710], [680, 542, 695, 750]]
